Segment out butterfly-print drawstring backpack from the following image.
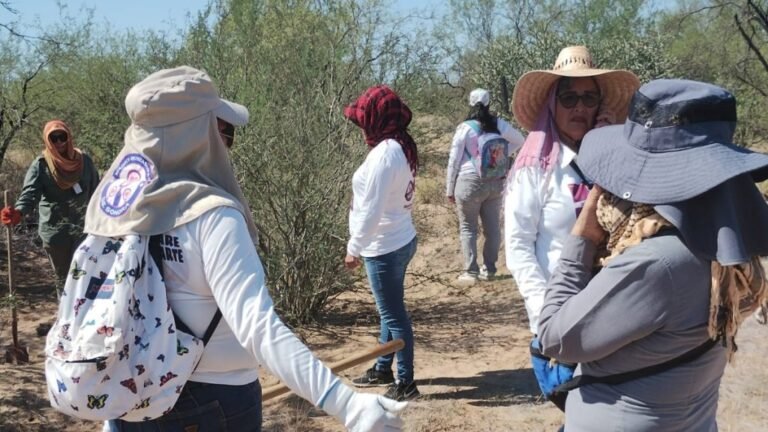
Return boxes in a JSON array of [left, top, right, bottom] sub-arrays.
[[44, 234, 221, 421]]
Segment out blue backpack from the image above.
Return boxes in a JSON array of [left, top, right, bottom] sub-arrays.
[[463, 120, 510, 179]]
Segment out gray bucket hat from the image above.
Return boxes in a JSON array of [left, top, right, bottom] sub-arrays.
[[578, 79, 768, 205]]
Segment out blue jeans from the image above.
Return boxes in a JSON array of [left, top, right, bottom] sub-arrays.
[[109, 380, 262, 432], [363, 236, 417, 384]]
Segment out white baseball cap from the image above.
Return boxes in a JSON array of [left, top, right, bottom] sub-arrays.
[[469, 88, 490, 107]]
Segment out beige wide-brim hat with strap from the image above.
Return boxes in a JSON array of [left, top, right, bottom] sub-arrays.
[[512, 46, 641, 131]]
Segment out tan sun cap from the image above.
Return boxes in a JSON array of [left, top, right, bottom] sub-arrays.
[[512, 45, 641, 131]]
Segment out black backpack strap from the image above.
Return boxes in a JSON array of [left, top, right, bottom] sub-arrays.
[[554, 337, 720, 393], [569, 159, 592, 187], [149, 235, 222, 346]]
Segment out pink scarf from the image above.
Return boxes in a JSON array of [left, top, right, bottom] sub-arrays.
[[513, 87, 561, 172]]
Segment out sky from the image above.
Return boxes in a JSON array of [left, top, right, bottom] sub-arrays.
[[2, 0, 442, 36]]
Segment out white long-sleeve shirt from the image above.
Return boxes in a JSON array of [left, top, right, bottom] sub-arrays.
[[445, 118, 525, 196], [160, 206, 338, 404], [347, 139, 416, 258], [504, 144, 589, 334]]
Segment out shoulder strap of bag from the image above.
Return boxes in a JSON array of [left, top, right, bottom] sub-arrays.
[[463, 120, 483, 171], [149, 235, 222, 346], [568, 159, 592, 187], [554, 336, 720, 393]]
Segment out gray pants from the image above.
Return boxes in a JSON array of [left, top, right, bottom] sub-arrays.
[[454, 173, 504, 274]]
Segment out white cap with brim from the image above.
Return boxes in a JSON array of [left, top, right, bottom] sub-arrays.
[[215, 99, 249, 126], [86, 65, 259, 243], [469, 89, 490, 107], [125, 66, 249, 128]]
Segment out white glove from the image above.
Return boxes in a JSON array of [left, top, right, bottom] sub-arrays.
[[321, 381, 407, 432]]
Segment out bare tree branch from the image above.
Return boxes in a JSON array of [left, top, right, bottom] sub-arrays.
[[677, 2, 738, 26], [735, 12, 768, 76]]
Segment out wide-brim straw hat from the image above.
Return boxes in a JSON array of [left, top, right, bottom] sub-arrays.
[[512, 46, 641, 131]]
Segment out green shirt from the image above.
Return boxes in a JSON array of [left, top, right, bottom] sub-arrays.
[[15, 154, 100, 245]]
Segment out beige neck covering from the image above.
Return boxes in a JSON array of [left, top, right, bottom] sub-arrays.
[[596, 191, 767, 360], [84, 113, 259, 244], [42, 120, 83, 190]]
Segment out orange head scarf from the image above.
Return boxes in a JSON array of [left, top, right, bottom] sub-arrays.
[[42, 120, 83, 190]]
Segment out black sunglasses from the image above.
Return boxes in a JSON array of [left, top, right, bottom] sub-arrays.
[[49, 132, 68, 143], [557, 92, 601, 109]]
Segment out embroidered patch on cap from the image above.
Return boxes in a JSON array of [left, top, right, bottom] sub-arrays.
[[100, 154, 155, 217]]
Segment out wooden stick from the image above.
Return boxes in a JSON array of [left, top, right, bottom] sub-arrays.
[[262, 338, 405, 401], [4, 191, 18, 348]]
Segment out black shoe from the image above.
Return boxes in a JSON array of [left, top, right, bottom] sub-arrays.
[[384, 380, 420, 401], [351, 366, 395, 387]]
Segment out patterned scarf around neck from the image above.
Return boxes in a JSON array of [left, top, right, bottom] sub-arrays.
[[596, 191, 768, 360], [42, 120, 83, 190]]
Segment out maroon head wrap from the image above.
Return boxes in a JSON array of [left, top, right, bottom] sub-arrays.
[[344, 85, 419, 175]]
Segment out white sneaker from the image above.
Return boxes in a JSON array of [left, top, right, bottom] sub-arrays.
[[479, 266, 496, 281], [457, 272, 478, 284]]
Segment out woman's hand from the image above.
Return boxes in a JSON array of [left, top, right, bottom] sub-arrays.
[[344, 254, 361, 270], [571, 185, 607, 246], [595, 110, 616, 128]]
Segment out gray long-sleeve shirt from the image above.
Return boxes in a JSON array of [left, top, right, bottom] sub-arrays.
[[539, 234, 727, 432]]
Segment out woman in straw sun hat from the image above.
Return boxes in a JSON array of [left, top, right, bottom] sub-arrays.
[[503, 45, 640, 408], [538, 78, 768, 432], [445, 88, 524, 283]]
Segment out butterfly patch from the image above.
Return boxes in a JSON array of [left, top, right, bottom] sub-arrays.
[[156, 354, 165, 363], [118, 344, 130, 361], [102, 240, 121, 255], [56, 379, 67, 393], [101, 374, 111, 383], [120, 378, 138, 394], [155, 318, 162, 328], [96, 359, 107, 372], [87, 394, 108, 410], [70, 263, 87, 280], [97, 325, 114, 337], [53, 343, 69, 358], [59, 324, 71, 341], [159, 372, 178, 387], [72, 376, 81, 384], [130, 300, 145, 320], [176, 339, 189, 356], [136, 364, 146, 376], [73, 298, 87, 316], [168, 323, 175, 334], [134, 398, 151, 409], [143, 378, 154, 388], [88, 255, 98, 263]]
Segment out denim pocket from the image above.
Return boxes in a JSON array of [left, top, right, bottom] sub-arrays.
[[158, 399, 227, 431]]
